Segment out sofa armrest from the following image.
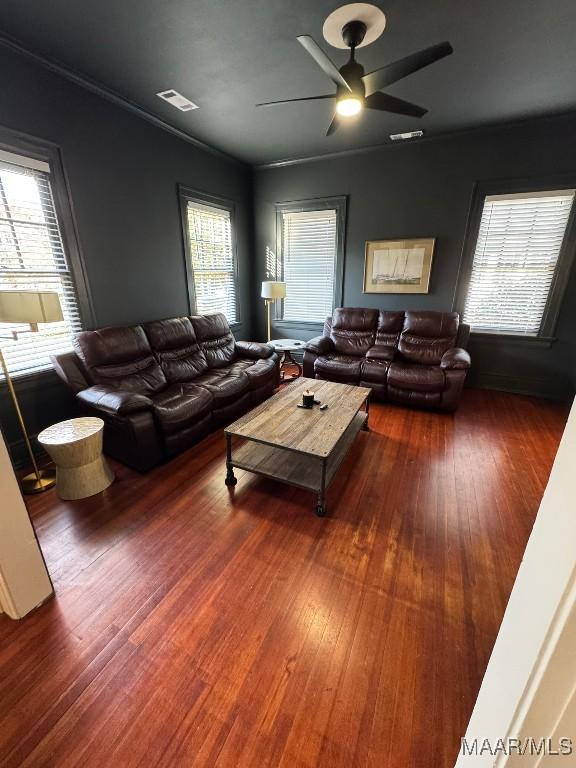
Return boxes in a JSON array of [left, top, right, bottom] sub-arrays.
[[77, 385, 153, 416], [50, 351, 90, 393], [440, 347, 471, 370], [236, 340, 274, 360], [305, 335, 334, 355], [365, 344, 396, 362]]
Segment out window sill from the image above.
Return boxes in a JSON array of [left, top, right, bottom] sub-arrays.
[[470, 332, 557, 349], [273, 319, 325, 330], [0, 366, 61, 392]]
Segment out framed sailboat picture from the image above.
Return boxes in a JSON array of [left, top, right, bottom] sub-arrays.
[[363, 238, 435, 294]]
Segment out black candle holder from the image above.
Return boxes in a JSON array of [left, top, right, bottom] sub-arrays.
[[302, 391, 315, 408]]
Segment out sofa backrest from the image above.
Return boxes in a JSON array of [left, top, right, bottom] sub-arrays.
[[329, 308, 379, 356], [376, 311, 405, 350], [144, 317, 208, 383], [398, 311, 459, 365], [190, 312, 236, 368], [73, 325, 167, 394]]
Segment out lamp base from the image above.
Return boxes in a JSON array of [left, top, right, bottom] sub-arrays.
[[21, 468, 56, 494]]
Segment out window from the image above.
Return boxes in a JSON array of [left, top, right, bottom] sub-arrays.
[[0, 150, 83, 377], [180, 188, 238, 324], [275, 197, 346, 324], [463, 189, 575, 336]]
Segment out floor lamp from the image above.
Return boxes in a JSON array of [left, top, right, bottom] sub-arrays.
[[261, 281, 286, 342], [0, 290, 64, 494]]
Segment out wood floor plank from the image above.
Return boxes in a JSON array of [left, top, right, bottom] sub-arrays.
[[0, 389, 568, 767]]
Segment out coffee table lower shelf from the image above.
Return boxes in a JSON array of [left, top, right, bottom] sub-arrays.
[[225, 411, 367, 516]]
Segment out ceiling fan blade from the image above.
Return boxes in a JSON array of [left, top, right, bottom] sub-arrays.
[[256, 94, 335, 107], [297, 35, 352, 92], [326, 114, 340, 136], [365, 92, 428, 117], [362, 41, 453, 96]]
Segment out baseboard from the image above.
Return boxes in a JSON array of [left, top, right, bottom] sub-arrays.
[[468, 371, 574, 402]]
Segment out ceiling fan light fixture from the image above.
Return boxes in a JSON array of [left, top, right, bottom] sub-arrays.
[[336, 96, 363, 116]]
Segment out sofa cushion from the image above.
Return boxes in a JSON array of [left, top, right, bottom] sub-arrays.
[[194, 370, 250, 405], [330, 307, 378, 356], [144, 317, 208, 383], [388, 362, 446, 393], [151, 383, 213, 436], [190, 313, 236, 368], [398, 311, 459, 365], [314, 354, 362, 383], [216, 359, 253, 375], [73, 325, 167, 395]]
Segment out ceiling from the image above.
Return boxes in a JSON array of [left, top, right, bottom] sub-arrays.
[[1, 0, 575, 165]]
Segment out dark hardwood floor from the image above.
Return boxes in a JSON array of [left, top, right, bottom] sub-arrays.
[[0, 389, 569, 767]]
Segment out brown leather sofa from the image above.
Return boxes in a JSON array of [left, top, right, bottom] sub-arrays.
[[303, 308, 471, 412], [51, 313, 279, 472]]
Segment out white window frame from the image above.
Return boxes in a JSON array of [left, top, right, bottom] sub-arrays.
[[457, 180, 576, 342], [0, 133, 91, 380], [179, 186, 240, 327], [274, 196, 346, 329]]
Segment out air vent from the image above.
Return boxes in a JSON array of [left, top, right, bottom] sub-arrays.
[[390, 130, 424, 141], [156, 90, 199, 112]]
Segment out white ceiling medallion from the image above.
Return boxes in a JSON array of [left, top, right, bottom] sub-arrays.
[[323, 3, 386, 50]]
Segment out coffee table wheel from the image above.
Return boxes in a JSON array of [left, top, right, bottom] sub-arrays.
[[225, 473, 237, 487], [315, 504, 326, 518]]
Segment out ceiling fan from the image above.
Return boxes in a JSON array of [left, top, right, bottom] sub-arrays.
[[256, 20, 453, 136]]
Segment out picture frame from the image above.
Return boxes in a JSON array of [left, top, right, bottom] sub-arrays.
[[363, 238, 435, 294]]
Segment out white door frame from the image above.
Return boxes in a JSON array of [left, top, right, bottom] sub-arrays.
[[0, 428, 53, 619]]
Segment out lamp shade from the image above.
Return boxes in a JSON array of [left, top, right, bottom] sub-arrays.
[[261, 281, 286, 300], [0, 290, 63, 324]]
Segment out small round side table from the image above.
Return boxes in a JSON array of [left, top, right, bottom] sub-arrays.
[[38, 417, 114, 501], [269, 338, 306, 381]]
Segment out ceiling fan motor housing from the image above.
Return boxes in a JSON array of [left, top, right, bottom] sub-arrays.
[[339, 58, 366, 100], [341, 20, 367, 49]]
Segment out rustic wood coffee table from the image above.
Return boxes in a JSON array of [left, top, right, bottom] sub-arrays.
[[224, 378, 370, 516]]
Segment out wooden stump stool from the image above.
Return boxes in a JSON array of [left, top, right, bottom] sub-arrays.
[[38, 417, 114, 500]]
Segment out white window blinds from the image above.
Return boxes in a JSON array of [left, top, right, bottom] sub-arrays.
[[463, 190, 575, 335], [186, 201, 237, 324], [0, 155, 82, 378], [281, 209, 337, 322]]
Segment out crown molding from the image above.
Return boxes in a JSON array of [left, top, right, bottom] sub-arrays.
[[255, 109, 576, 170], [0, 33, 245, 167]]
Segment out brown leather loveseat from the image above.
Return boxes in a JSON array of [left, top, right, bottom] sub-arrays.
[[51, 313, 279, 472], [303, 308, 471, 412]]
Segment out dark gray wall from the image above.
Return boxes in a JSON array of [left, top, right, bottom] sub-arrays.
[[0, 43, 254, 461], [253, 113, 576, 400]]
